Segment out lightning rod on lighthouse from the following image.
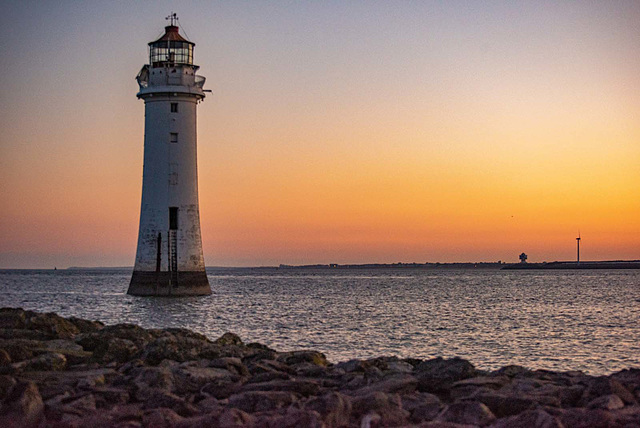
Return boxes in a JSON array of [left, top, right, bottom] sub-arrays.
[[128, 15, 211, 296]]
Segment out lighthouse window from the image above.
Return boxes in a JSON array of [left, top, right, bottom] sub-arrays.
[[171, 103, 178, 113], [170, 133, 178, 143]]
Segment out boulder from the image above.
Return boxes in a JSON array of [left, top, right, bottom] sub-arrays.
[[215, 407, 255, 427], [0, 349, 11, 366], [489, 409, 563, 428], [214, 332, 243, 346], [208, 357, 249, 377], [350, 374, 418, 396], [172, 363, 240, 394], [136, 388, 199, 417], [0, 375, 17, 400], [0, 309, 29, 329], [255, 408, 325, 428], [228, 390, 298, 413], [416, 357, 477, 393], [24, 352, 67, 371], [142, 407, 184, 427], [0, 381, 44, 428], [473, 393, 536, 418], [436, 401, 496, 426], [276, 350, 328, 367], [25, 312, 80, 339], [587, 393, 625, 410], [240, 378, 321, 397], [304, 391, 352, 427], [350, 391, 410, 427], [552, 407, 617, 428], [0, 329, 50, 340], [131, 365, 175, 391], [581, 376, 637, 406], [66, 317, 104, 334], [491, 365, 532, 378]]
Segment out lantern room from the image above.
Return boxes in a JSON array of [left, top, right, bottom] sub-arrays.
[[149, 20, 194, 67]]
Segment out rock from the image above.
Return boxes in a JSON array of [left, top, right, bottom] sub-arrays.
[[41, 339, 93, 364], [200, 379, 242, 399], [474, 393, 536, 418], [142, 408, 184, 427], [360, 412, 381, 428], [240, 378, 321, 397], [216, 407, 255, 427], [60, 393, 97, 415], [411, 402, 443, 423], [351, 391, 410, 427], [276, 350, 328, 367], [208, 357, 249, 376], [0, 339, 40, 362], [132, 365, 175, 391], [0, 329, 50, 340], [256, 408, 325, 428], [293, 361, 329, 377], [0, 309, 28, 329], [0, 375, 17, 400], [248, 359, 296, 376], [136, 388, 199, 417], [214, 332, 243, 346], [582, 375, 637, 406], [552, 407, 617, 428], [416, 357, 477, 393], [558, 384, 584, 408], [587, 393, 625, 410], [491, 365, 532, 378], [453, 376, 510, 390], [489, 409, 563, 428], [0, 349, 11, 366], [436, 401, 496, 426], [611, 368, 640, 397], [304, 391, 352, 427], [0, 381, 45, 428], [102, 338, 139, 363], [24, 352, 67, 371], [172, 363, 239, 394], [25, 312, 80, 339], [66, 317, 104, 333], [92, 387, 130, 408], [335, 359, 367, 373], [387, 360, 415, 374], [195, 396, 222, 414], [228, 390, 298, 413], [350, 374, 418, 396], [138, 335, 216, 365]]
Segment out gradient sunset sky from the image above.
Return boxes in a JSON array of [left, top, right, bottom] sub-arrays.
[[1, 1, 638, 268]]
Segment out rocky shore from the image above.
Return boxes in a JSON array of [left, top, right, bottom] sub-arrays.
[[0, 308, 638, 427]]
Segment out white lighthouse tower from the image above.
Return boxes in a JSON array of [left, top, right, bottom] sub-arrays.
[[128, 15, 211, 296]]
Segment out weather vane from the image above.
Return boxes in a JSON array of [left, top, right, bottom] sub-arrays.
[[166, 12, 178, 26]]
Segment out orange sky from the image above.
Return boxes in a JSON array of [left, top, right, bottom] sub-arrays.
[[0, 1, 639, 268]]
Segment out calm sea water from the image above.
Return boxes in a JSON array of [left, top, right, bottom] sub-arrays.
[[0, 268, 638, 375]]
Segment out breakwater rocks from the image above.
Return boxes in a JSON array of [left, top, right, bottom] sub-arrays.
[[0, 308, 638, 428]]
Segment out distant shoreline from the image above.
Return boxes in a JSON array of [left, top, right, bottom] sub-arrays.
[[3, 260, 640, 271]]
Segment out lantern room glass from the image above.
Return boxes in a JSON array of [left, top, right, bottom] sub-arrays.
[[149, 41, 193, 66]]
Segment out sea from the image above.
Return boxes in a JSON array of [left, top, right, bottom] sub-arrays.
[[1, 268, 638, 376]]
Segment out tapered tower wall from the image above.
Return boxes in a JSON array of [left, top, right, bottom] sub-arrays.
[[128, 22, 210, 296]]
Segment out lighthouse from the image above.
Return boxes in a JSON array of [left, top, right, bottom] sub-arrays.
[[128, 15, 211, 296]]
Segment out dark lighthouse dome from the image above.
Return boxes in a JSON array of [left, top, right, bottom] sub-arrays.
[[149, 22, 194, 67]]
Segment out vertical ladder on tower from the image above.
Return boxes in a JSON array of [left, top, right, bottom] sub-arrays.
[[169, 229, 178, 287]]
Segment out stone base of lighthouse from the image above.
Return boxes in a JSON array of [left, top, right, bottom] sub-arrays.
[[128, 271, 211, 296]]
